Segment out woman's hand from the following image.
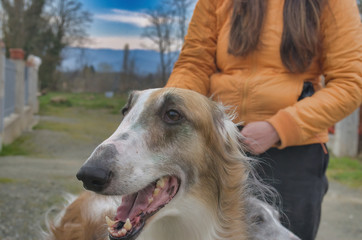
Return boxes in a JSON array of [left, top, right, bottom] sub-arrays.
[[240, 121, 280, 155]]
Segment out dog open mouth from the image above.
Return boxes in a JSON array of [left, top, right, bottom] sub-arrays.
[[106, 176, 180, 240]]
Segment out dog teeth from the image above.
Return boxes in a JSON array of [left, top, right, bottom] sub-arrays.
[[153, 188, 160, 196], [154, 177, 169, 196], [107, 217, 132, 238], [105, 216, 117, 227], [148, 196, 154, 204], [119, 228, 127, 236], [108, 226, 121, 237], [108, 227, 128, 238], [124, 218, 132, 231], [156, 178, 166, 188]]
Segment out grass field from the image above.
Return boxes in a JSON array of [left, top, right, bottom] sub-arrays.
[[38, 92, 127, 115], [0, 136, 33, 156], [327, 156, 362, 189], [0, 92, 127, 157]]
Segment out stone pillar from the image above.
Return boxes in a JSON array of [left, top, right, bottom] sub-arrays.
[[0, 47, 5, 151], [13, 59, 26, 130], [28, 67, 39, 114], [332, 108, 360, 157]]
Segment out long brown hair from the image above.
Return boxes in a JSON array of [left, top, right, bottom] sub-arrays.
[[228, 0, 325, 73]]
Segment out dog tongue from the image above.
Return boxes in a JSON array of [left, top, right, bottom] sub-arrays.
[[116, 185, 154, 222], [115, 177, 179, 223]]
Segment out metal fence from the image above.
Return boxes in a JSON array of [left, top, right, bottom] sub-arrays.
[[4, 59, 16, 117], [0, 53, 40, 147]]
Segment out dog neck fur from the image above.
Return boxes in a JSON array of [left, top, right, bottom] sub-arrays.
[[42, 191, 119, 240], [138, 195, 219, 240]]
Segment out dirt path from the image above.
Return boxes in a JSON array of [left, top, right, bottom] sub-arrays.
[[317, 181, 362, 240], [0, 156, 84, 240], [0, 110, 119, 240], [0, 109, 361, 240]]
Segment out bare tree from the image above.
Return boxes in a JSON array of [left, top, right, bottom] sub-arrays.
[[0, 0, 91, 90], [120, 43, 137, 91], [122, 44, 130, 75], [166, 0, 194, 45], [143, 7, 175, 85], [1, 0, 46, 52], [142, 1, 195, 85], [46, 0, 92, 47], [39, 0, 92, 89]]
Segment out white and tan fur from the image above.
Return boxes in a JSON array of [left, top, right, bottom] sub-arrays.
[[43, 88, 299, 240]]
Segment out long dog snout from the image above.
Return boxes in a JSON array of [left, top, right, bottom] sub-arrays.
[[76, 166, 112, 192], [76, 144, 119, 192]]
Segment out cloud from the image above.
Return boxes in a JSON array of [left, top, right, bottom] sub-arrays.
[[95, 9, 151, 27], [77, 36, 155, 50]]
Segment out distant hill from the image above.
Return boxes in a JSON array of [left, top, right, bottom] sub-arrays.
[[60, 47, 179, 75]]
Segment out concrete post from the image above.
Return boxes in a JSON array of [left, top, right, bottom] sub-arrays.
[[332, 108, 360, 157], [0, 47, 5, 151], [14, 59, 25, 130], [28, 67, 39, 113]]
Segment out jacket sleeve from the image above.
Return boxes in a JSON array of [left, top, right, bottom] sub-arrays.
[[267, 0, 362, 148], [165, 0, 218, 95]]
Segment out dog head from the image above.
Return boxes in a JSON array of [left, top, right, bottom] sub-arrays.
[[76, 88, 238, 240], [246, 197, 301, 240]]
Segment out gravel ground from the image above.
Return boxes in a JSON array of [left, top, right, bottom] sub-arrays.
[[0, 111, 361, 240], [317, 181, 362, 240], [0, 111, 119, 240]]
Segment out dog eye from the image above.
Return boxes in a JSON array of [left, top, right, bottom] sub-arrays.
[[164, 109, 183, 124]]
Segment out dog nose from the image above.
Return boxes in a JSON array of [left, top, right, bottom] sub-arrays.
[[76, 166, 112, 192]]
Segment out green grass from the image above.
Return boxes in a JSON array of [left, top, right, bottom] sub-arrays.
[[327, 156, 362, 189], [0, 178, 15, 184], [0, 135, 33, 156], [0, 92, 126, 157], [33, 107, 121, 142], [38, 92, 127, 115]]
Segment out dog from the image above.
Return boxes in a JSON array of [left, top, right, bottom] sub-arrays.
[[42, 192, 300, 240], [43, 88, 300, 240], [42, 193, 299, 240], [245, 197, 300, 240]]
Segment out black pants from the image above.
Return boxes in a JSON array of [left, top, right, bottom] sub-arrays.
[[254, 144, 329, 240]]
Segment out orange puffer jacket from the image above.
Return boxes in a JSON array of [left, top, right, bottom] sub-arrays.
[[166, 0, 362, 148]]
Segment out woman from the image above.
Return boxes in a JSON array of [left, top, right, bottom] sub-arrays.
[[165, 0, 362, 239]]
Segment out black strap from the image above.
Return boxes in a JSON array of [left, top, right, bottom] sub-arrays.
[[298, 82, 315, 101]]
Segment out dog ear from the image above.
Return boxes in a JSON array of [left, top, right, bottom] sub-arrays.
[[211, 103, 243, 153], [121, 91, 135, 116], [212, 105, 226, 135]]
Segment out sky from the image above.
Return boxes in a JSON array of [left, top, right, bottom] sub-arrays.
[[78, 0, 196, 50]]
